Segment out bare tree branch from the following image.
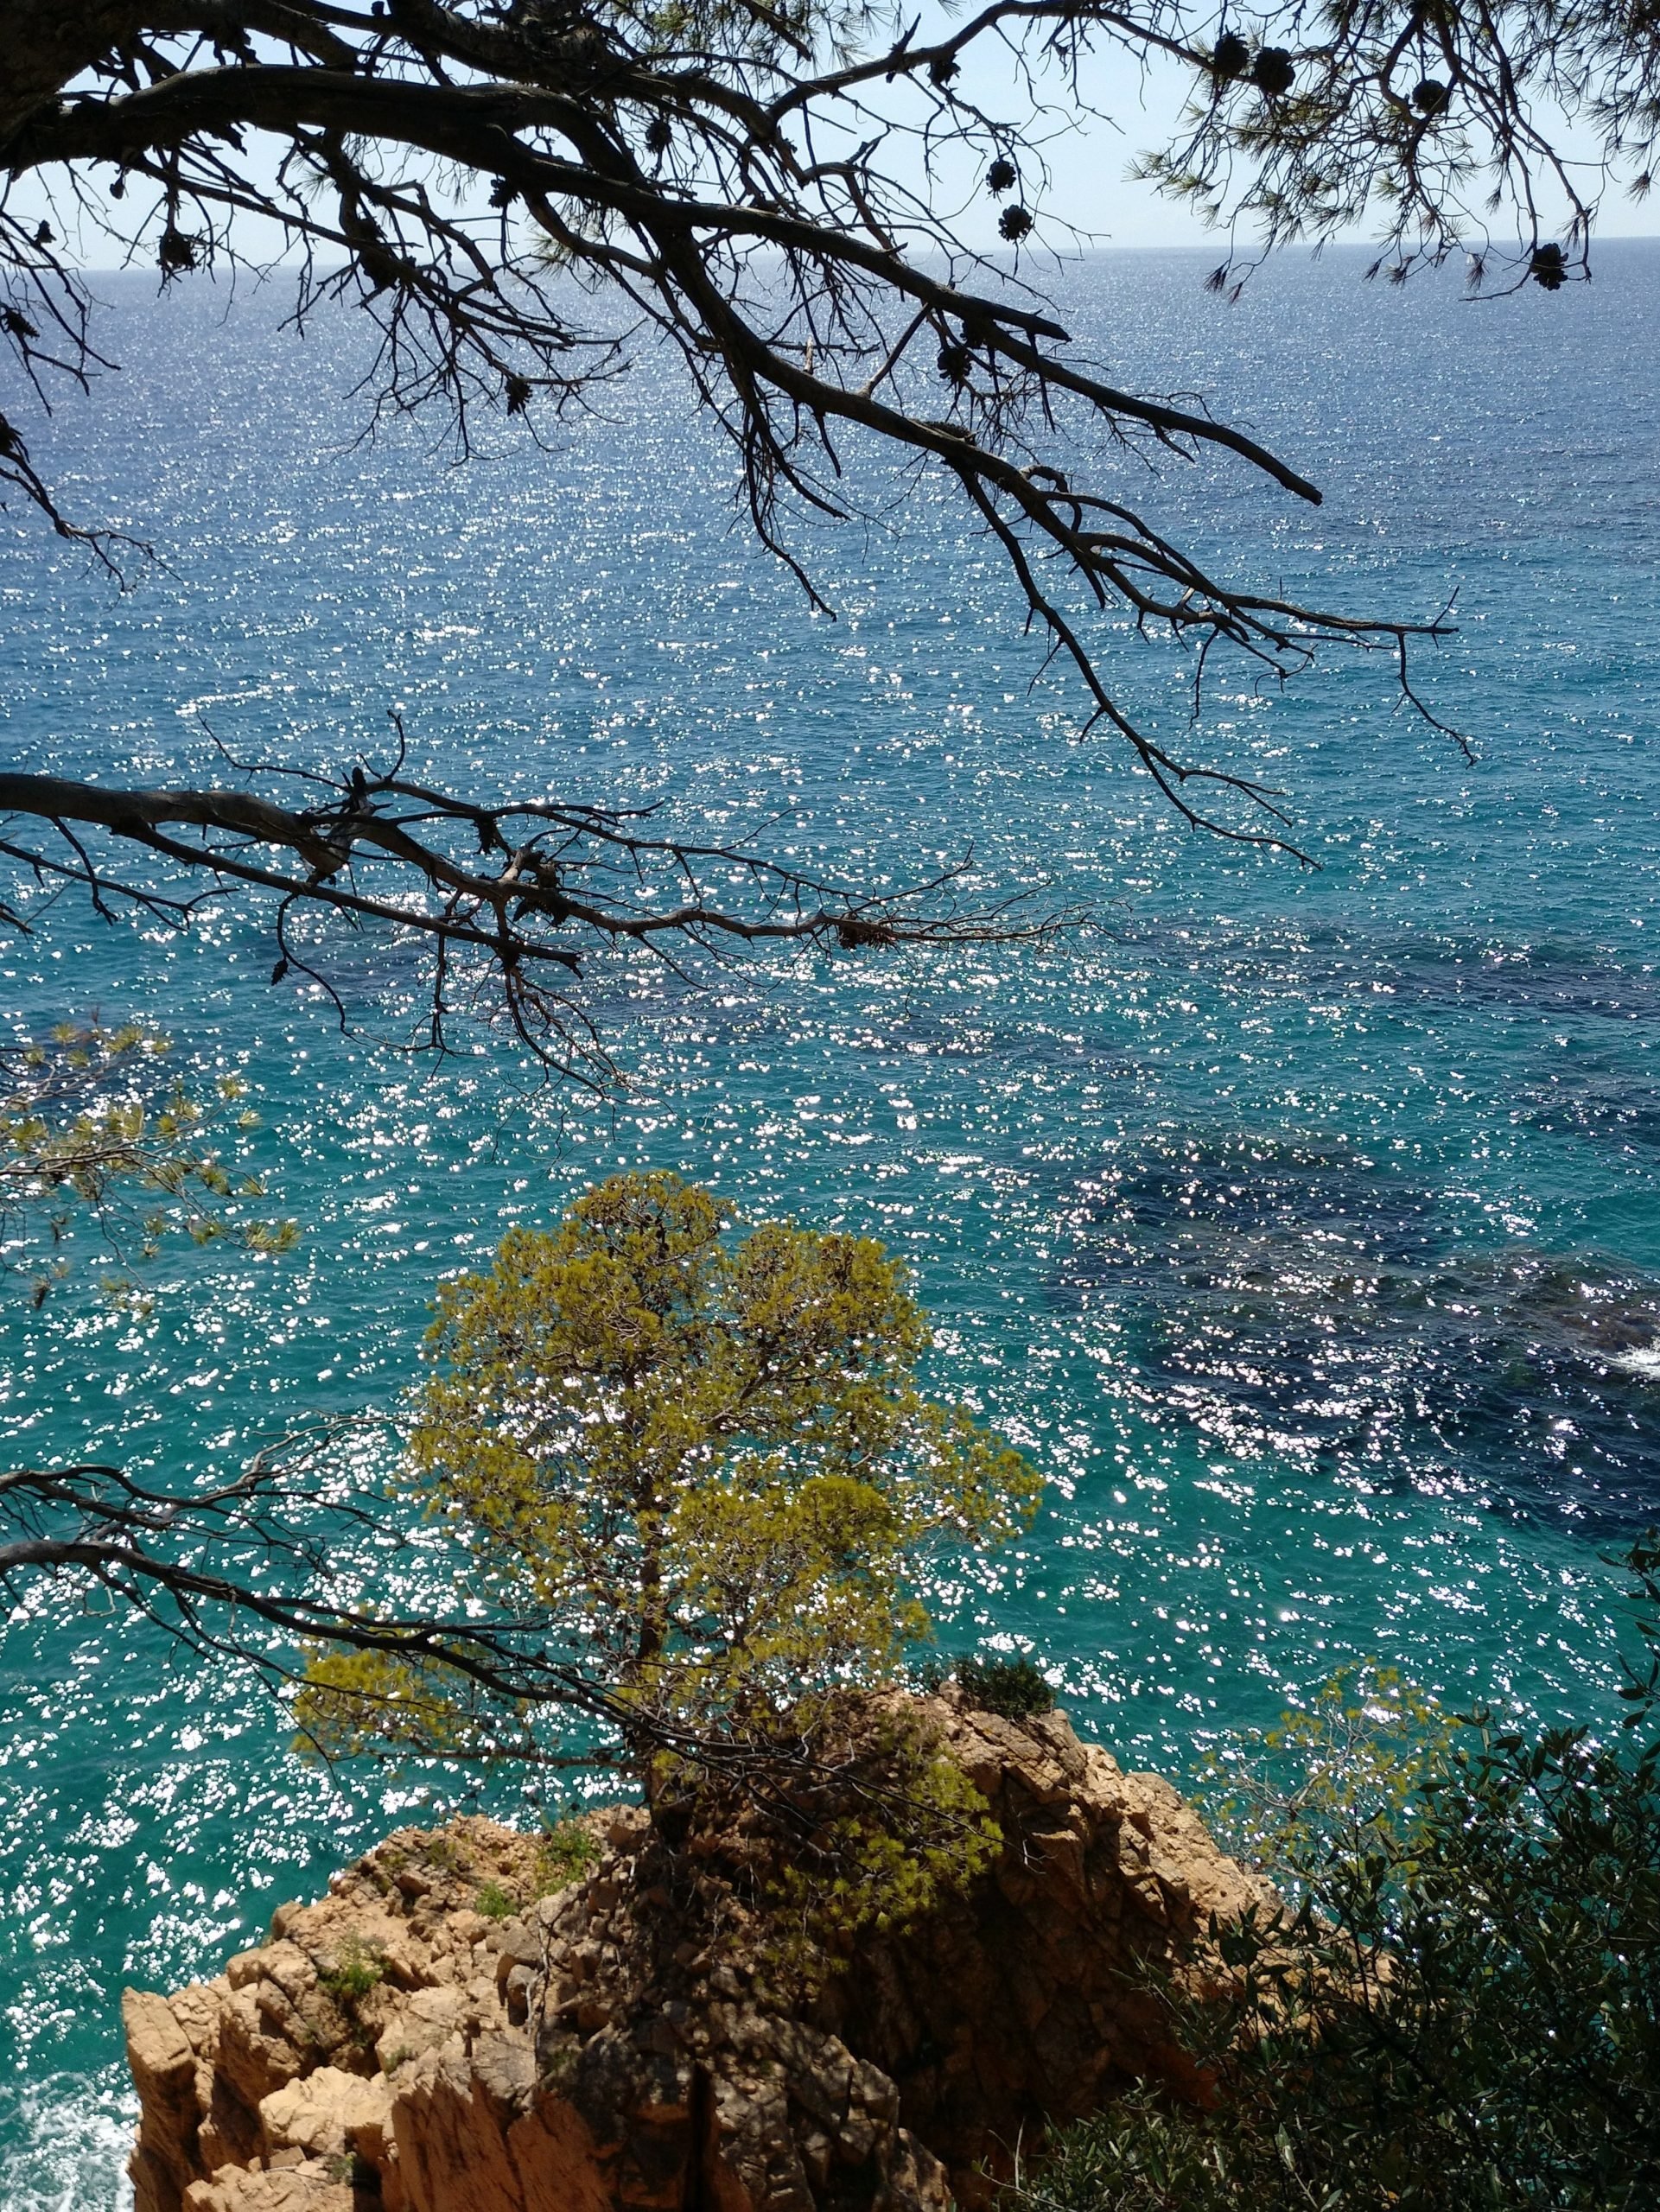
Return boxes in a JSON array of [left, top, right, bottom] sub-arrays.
[[0, 732, 1075, 1077], [4, 0, 1618, 1056]]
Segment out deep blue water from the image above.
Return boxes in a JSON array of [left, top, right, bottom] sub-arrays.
[[2, 245, 1657, 2203]]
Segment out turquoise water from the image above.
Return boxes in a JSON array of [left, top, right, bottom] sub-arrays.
[[2, 245, 1658, 2202]]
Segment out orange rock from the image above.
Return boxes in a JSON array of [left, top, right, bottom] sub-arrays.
[[125, 1708, 1277, 2212]]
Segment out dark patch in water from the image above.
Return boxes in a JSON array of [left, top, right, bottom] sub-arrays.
[[1381, 942, 1660, 1024], [1055, 1135, 1660, 1533], [1511, 1070, 1660, 1152], [1131, 919, 1660, 1027]]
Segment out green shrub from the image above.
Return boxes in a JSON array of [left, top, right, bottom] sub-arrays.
[[1194, 1662, 1459, 1880], [536, 1821, 601, 1893], [474, 1879, 518, 1921], [644, 1694, 1003, 1995], [957, 1652, 1054, 1719], [761, 1706, 1002, 1980], [537, 2029, 582, 2094], [317, 1932, 386, 2002], [1008, 1541, 1660, 2212]]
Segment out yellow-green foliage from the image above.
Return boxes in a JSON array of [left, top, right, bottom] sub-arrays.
[[298, 1173, 1040, 1763], [1197, 1663, 1460, 1872], [295, 1647, 512, 1764], [762, 1711, 1002, 1984], [537, 1821, 602, 1891], [0, 1020, 296, 1283]]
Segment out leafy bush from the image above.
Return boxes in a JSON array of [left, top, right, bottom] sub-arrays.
[[956, 1653, 1055, 1719], [1009, 1544, 1660, 2212], [0, 1018, 296, 1288], [1195, 1662, 1461, 1888], [652, 1693, 1003, 1994], [474, 1880, 517, 1921], [317, 1933, 386, 2002], [537, 1821, 602, 1893], [761, 1707, 1002, 1979]]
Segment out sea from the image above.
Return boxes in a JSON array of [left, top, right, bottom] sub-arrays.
[[1, 241, 1657, 2202]]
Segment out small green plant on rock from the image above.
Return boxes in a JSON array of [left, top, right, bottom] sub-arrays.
[[537, 2030, 582, 2095], [766, 1714, 1001, 1980], [318, 1933, 386, 2002], [474, 1880, 518, 1921], [648, 1693, 1004, 1996], [537, 1821, 601, 1894]]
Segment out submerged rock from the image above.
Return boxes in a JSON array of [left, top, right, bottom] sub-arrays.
[[124, 1695, 1277, 2212]]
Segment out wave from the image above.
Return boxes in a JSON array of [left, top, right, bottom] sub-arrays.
[[0, 2074, 137, 2212]]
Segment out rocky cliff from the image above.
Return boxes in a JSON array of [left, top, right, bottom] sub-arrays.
[[124, 1696, 1276, 2212]]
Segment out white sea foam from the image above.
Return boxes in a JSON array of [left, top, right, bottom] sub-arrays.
[[0, 2074, 137, 2212], [1615, 1344, 1660, 1381]]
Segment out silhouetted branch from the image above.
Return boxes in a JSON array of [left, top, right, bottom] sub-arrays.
[[1, 5, 1494, 879], [0, 734, 1074, 1076], [0, 1431, 983, 1808], [8, 0, 1621, 1054]]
